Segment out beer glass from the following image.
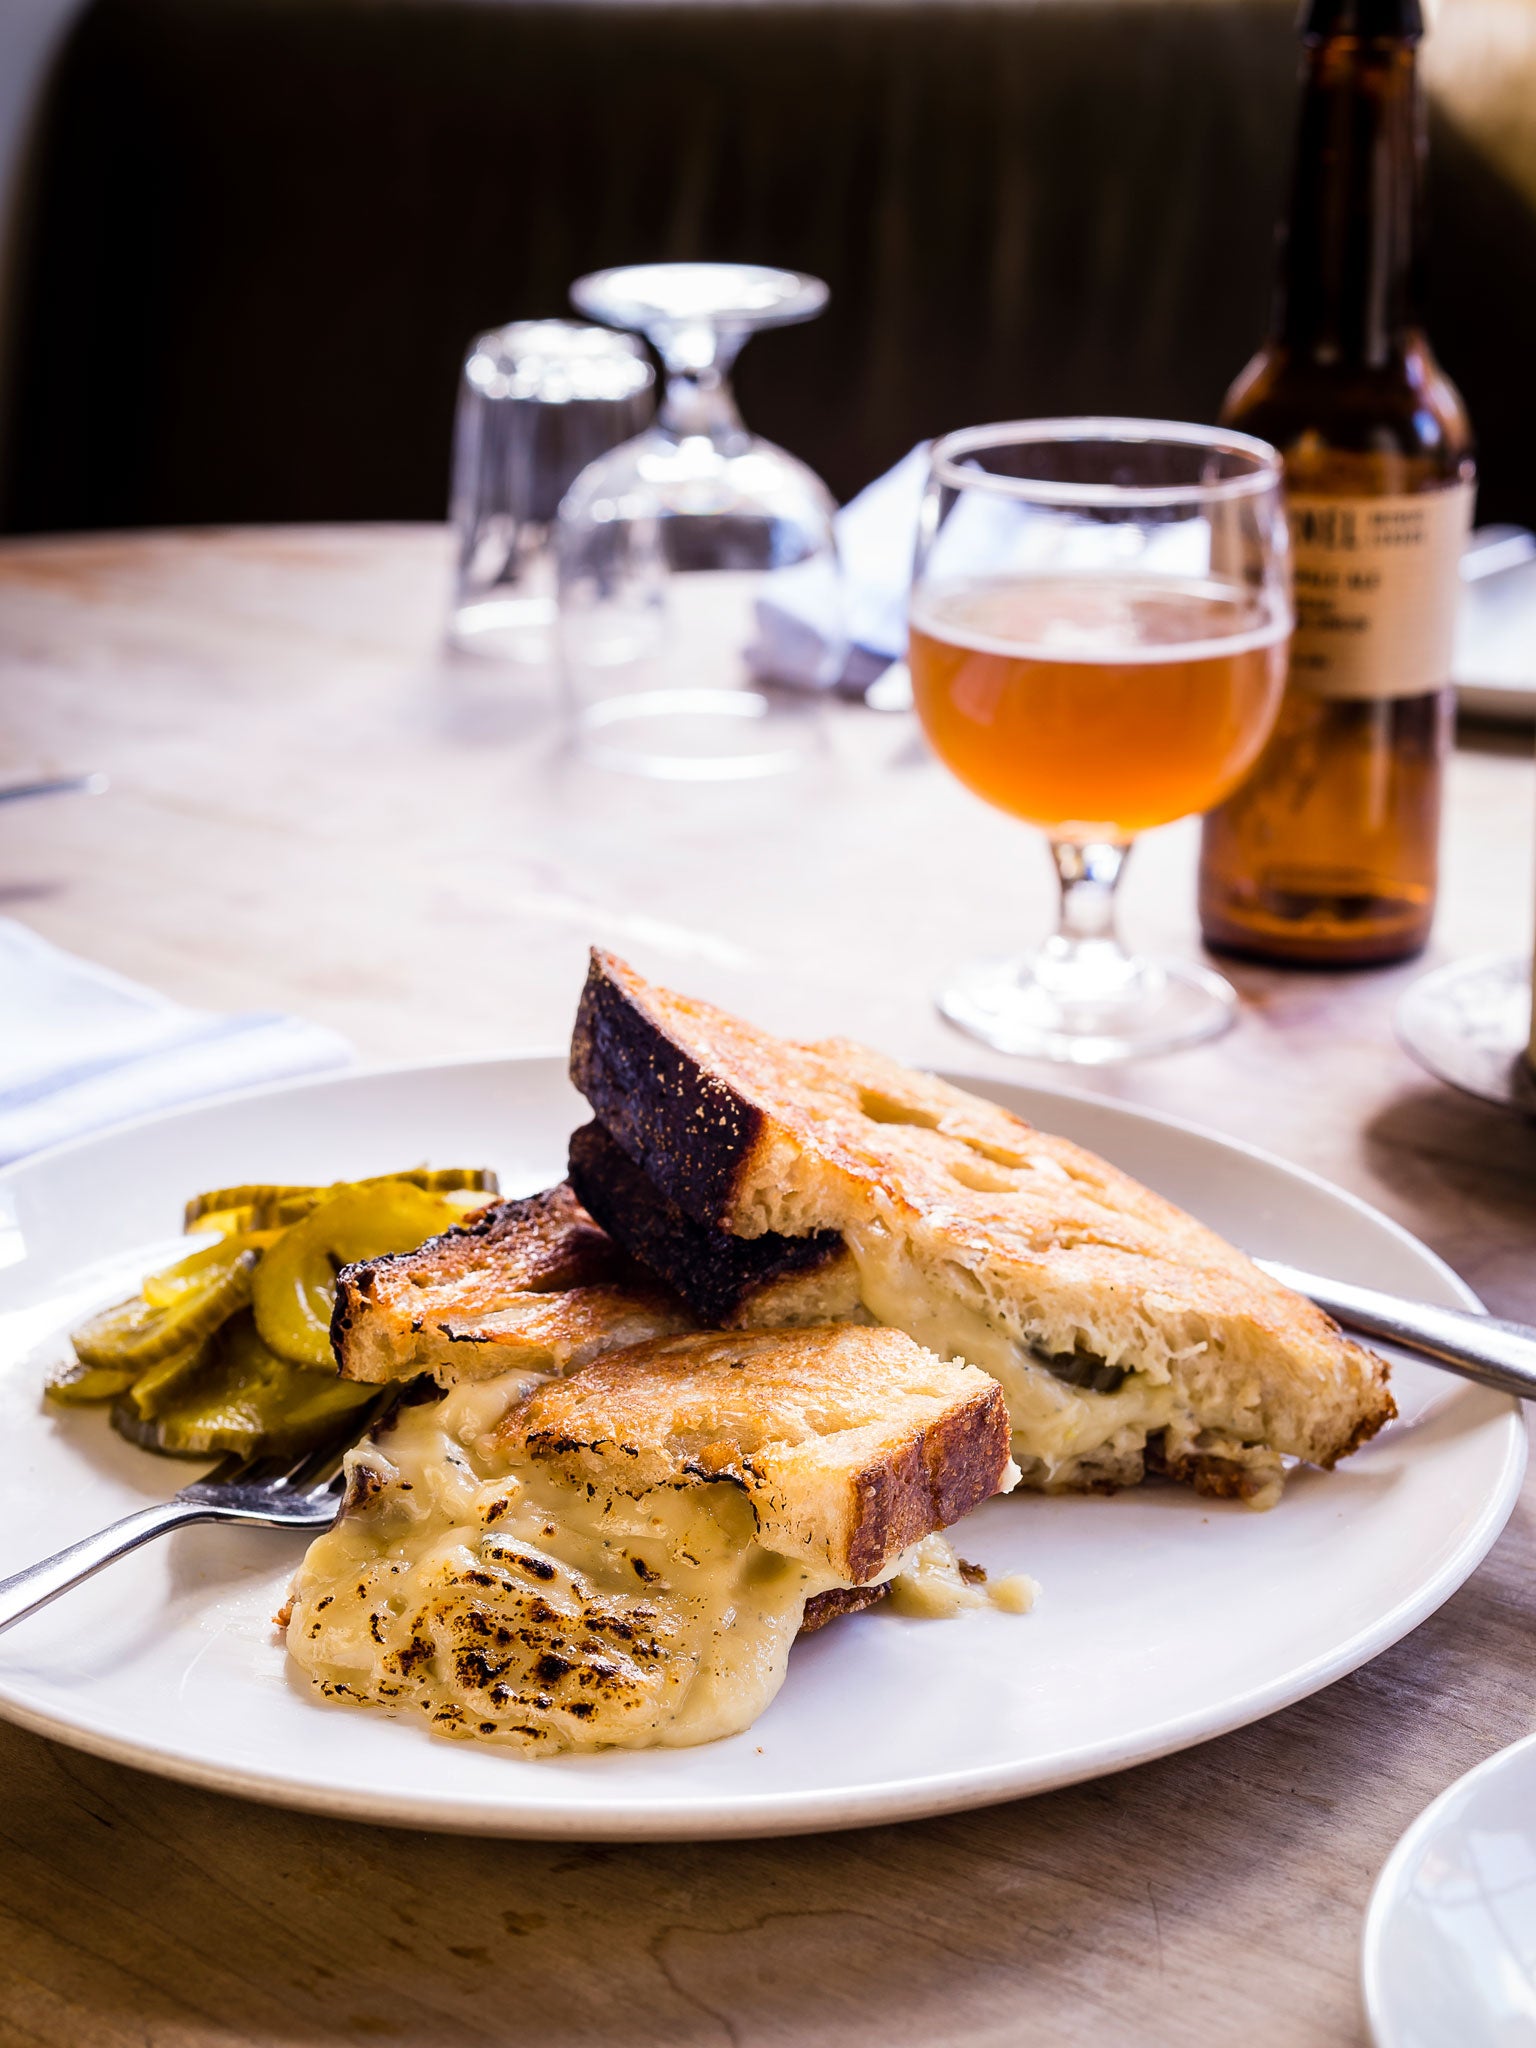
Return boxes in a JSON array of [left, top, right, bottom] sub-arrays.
[[910, 419, 1291, 1063]]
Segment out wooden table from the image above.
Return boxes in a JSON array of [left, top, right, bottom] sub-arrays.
[[2, 525, 1534, 2048]]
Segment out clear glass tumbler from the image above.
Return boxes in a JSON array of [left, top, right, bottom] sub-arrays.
[[450, 320, 654, 663], [557, 263, 846, 779], [909, 418, 1292, 1063]]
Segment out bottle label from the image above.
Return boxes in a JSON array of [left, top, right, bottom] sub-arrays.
[[1285, 482, 1474, 701]]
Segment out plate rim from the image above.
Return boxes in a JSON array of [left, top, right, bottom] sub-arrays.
[[1359, 1725, 1536, 2047], [0, 1051, 1524, 1839]]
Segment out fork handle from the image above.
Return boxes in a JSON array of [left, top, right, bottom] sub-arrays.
[[0, 1500, 218, 1637]]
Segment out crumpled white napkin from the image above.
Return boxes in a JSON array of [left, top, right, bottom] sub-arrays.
[[750, 443, 930, 690], [0, 919, 352, 1164]]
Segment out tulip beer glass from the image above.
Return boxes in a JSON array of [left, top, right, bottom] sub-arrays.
[[909, 419, 1291, 1062]]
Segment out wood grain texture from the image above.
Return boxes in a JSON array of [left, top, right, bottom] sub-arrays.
[[1, 525, 1534, 2048]]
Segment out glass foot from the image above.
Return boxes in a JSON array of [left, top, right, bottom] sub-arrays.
[[575, 687, 817, 780], [938, 952, 1238, 1065], [452, 594, 556, 664]]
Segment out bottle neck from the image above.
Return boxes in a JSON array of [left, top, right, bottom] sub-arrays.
[[1274, 28, 1424, 367]]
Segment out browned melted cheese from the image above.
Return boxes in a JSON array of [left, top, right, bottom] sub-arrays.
[[286, 1377, 836, 1752], [286, 1376, 1036, 1754]]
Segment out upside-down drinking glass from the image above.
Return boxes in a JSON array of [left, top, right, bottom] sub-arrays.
[[450, 320, 654, 663], [557, 263, 845, 778], [909, 419, 1292, 1063]]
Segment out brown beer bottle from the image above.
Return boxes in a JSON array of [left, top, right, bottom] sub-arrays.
[[1198, 0, 1475, 967]]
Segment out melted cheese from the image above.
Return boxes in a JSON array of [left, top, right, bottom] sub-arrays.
[[288, 1373, 1039, 1754], [887, 1534, 1040, 1619], [286, 1377, 839, 1753], [841, 1221, 1184, 1474]]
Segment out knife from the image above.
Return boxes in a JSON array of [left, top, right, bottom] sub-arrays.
[[1258, 1259, 1536, 1403], [0, 773, 108, 805]]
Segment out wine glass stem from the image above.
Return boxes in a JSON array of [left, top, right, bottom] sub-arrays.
[[654, 324, 747, 446], [1037, 839, 1147, 1008]]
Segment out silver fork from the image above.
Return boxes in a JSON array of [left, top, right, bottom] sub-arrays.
[[0, 1390, 399, 1637]]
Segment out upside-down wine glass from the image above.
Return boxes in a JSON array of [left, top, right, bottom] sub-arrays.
[[557, 262, 846, 778], [909, 418, 1292, 1063]]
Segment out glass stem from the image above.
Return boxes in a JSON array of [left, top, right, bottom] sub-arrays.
[[653, 321, 748, 449], [1035, 839, 1148, 1009]]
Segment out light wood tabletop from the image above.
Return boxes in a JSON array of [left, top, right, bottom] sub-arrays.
[[1, 524, 1534, 2048]]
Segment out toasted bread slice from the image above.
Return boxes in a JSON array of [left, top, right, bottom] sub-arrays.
[[508, 1323, 1012, 1583], [330, 1182, 694, 1384], [286, 1327, 1015, 1752], [570, 949, 1395, 1505]]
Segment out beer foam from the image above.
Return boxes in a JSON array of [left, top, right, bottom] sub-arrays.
[[909, 575, 1291, 667]]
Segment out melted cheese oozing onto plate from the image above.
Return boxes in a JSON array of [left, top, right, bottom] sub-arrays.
[[287, 1377, 841, 1753], [288, 1374, 1039, 1753]]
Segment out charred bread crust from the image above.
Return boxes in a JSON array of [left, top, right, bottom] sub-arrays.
[[840, 1388, 1012, 1582], [799, 1583, 889, 1633], [569, 1119, 844, 1324], [1143, 1433, 1274, 1505], [1317, 1403, 1394, 1469], [330, 1183, 691, 1381], [332, 1185, 629, 1349], [571, 949, 760, 1229]]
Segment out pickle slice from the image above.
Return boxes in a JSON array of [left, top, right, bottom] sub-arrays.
[[127, 1336, 216, 1420], [184, 1168, 497, 1234], [71, 1295, 172, 1371], [70, 1250, 258, 1374], [45, 1356, 139, 1405], [189, 1196, 324, 1239], [183, 1183, 322, 1231], [253, 1180, 464, 1367], [142, 1234, 272, 1309], [110, 1312, 376, 1458]]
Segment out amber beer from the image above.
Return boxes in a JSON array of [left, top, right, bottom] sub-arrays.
[[910, 575, 1288, 840], [1198, 0, 1475, 966]]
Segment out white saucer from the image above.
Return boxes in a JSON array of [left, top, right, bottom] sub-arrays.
[[1363, 1731, 1536, 2046], [1396, 953, 1536, 1115]]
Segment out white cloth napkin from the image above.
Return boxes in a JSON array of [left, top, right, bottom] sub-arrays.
[[0, 919, 352, 1164], [751, 443, 930, 690]]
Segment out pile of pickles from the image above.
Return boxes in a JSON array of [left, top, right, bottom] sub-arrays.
[[47, 1168, 498, 1459]]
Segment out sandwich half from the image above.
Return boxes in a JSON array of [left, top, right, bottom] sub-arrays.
[[569, 948, 1395, 1507], [286, 1323, 1015, 1752]]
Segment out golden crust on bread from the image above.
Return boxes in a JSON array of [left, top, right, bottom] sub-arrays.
[[571, 950, 1395, 1499], [506, 1324, 1014, 1583], [331, 1183, 694, 1384]]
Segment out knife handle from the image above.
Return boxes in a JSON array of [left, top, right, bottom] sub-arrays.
[[1259, 1259, 1536, 1404]]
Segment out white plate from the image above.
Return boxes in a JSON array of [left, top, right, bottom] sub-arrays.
[[0, 1057, 1523, 1840], [1363, 1732, 1536, 2046]]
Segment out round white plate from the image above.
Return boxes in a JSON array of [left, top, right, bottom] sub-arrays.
[[1363, 1732, 1536, 2046], [0, 1057, 1523, 1840]]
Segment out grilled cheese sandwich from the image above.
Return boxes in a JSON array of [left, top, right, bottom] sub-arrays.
[[568, 949, 1395, 1505]]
